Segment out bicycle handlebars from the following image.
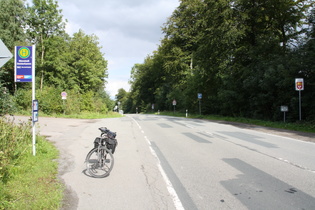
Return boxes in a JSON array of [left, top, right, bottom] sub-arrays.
[[99, 127, 116, 139]]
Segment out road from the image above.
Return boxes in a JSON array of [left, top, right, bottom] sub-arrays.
[[15, 114, 315, 209]]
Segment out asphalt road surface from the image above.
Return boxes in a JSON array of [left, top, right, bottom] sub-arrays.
[[14, 114, 315, 210]]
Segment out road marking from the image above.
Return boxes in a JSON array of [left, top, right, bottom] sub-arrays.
[[129, 116, 185, 210], [277, 157, 315, 173], [185, 124, 195, 129]]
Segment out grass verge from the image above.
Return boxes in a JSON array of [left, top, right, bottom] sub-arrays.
[[0, 135, 63, 210], [18, 111, 123, 119]]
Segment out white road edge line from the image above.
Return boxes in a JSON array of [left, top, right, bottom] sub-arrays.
[[129, 115, 185, 210]]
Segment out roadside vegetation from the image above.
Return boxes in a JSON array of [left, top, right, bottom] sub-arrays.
[[0, 117, 63, 210], [38, 111, 122, 119], [123, 0, 315, 124]]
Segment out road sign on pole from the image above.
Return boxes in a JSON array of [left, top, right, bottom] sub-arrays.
[[15, 45, 37, 155], [0, 39, 13, 68], [198, 93, 202, 115], [172, 99, 176, 113], [295, 78, 304, 91], [32, 100, 38, 122], [295, 78, 303, 121], [61, 91, 67, 100], [281, 106, 288, 123], [15, 46, 34, 82]]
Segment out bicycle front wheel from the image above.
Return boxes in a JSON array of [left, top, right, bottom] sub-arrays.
[[85, 147, 114, 178]]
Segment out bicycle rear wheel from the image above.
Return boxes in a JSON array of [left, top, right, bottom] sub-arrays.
[[85, 147, 114, 178]]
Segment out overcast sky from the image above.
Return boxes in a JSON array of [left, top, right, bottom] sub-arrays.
[[55, 0, 180, 99]]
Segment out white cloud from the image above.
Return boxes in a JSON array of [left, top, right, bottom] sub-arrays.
[[106, 78, 130, 99], [49, 0, 180, 98]]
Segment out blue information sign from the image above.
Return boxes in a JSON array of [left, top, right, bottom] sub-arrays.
[[32, 100, 38, 122], [15, 46, 34, 82]]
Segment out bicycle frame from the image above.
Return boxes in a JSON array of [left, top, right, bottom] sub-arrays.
[[86, 128, 115, 178]]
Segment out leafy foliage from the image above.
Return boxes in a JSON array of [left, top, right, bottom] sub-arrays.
[[0, 0, 27, 92], [0, 117, 32, 183], [0, 0, 112, 116], [127, 0, 315, 122]]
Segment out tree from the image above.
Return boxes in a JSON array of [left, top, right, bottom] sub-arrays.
[[0, 0, 27, 49], [0, 0, 27, 92], [126, 0, 315, 121], [69, 30, 108, 93], [26, 0, 66, 90], [222, 0, 310, 119], [115, 88, 128, 111], [42, 35, 74, 90]]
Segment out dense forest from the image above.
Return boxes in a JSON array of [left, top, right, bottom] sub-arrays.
[[123, 0, 315, 122], [0, 0, 113, 115]]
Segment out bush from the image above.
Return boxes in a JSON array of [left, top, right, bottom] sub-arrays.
[[0, 116, 32, 183], [0, 118, 63, 209], [37, 86, 63, 115], [12, 86, 113, 116], [0, 91, 17, 115], [13, 88, 32, 113]]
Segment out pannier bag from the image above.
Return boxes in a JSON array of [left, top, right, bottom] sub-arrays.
[[93, 137, 102, 148], [106, 138, 118, 154], [93, 137, 118, 154]]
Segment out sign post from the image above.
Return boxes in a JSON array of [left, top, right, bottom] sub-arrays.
[[61, 91, 67, 100], [198, 93, 202, 115], [295, 78, 304, 121], [15, 45, 36, 155], [61, 92, 67, 115], [172, 99, 176, 113], [280, 106, 288, 123], [33, 100, 38, 122]]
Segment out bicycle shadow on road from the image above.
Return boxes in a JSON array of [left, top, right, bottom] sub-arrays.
[[82, 169, 110, 178]]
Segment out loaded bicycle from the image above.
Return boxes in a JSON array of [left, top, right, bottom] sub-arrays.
[[85, 127, 118, 178]]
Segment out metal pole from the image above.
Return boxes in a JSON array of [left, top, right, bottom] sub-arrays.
[[299, 90, 302, 121], [32, 45, 36, 156], [63, 99, 65, 115], [199, 100, 201, 115]]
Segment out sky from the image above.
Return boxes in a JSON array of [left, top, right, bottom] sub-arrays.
[[55, 0, 180, 99]]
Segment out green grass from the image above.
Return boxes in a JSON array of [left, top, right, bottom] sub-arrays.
[[18, 111, 123, 119], [56, 111, 123, 119], [157, 111, 315, 133], [0, 135, 63, 210]]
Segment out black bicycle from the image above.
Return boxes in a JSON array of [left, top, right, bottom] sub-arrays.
[[85, 127, 118, 178]]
